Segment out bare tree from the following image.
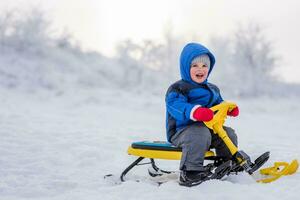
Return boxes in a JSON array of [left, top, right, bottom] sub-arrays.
[[115, 40, 144, 87], [230, 22, 279, 96]]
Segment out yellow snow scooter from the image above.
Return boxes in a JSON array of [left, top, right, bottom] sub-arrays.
[[112, 102, 298, 185]]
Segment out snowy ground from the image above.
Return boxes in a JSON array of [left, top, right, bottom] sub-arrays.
[[0, 88, 299, 200]]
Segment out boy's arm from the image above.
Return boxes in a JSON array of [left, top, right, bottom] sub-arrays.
[[211, 83, 224, 104], [166, 91, 196, 121], [216, 94, 224, 104]]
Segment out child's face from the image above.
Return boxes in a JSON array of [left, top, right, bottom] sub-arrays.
[[190, 62, 209, 84]]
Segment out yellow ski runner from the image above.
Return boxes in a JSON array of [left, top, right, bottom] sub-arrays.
[[256, 159, 299, 183]]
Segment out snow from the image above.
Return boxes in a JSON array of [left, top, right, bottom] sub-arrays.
[[0, 88, 299, 200], [0, 5, 300, 200]]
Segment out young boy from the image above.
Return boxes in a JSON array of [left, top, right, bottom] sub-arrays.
[[165, 42, 239, 186]]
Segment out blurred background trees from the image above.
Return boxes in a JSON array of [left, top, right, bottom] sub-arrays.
[[0, 9, 299, 97]]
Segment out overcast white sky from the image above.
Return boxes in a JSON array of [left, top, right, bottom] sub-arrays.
[[0, 0, 299, 83]]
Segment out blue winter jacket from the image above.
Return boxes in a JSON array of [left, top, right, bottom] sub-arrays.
[[165, 43, 223, 142]]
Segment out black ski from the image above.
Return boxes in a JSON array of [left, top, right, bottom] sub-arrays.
[[248, 151, 270, 174], [230, 151, 270, 175]]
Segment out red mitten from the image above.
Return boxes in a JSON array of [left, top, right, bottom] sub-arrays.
[[193, 107, 214, 122], [227, 106, 239, 117]]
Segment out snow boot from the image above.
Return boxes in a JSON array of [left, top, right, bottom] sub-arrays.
[[179, 170, 210, 187]]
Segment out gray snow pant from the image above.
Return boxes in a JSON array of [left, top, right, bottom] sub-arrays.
[[170, 122, 238, 171]]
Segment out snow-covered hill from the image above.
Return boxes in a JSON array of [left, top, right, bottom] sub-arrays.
[[0, 8, 299, 200], [0, 88, 299, 200]]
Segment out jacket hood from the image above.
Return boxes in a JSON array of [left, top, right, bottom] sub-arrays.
[[179, 43, 216, 84]]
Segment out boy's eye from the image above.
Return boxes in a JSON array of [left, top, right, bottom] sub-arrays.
[[191, 64, 207, 68]]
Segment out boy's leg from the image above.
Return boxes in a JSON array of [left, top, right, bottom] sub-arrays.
[[171, 123, 212, 171], [211, 126, 238, 159]]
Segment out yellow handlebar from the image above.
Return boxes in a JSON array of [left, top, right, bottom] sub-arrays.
[[204, 102, 238, 156]]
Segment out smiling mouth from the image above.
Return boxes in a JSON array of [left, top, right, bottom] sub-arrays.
[[196, 74, 204, 78]]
